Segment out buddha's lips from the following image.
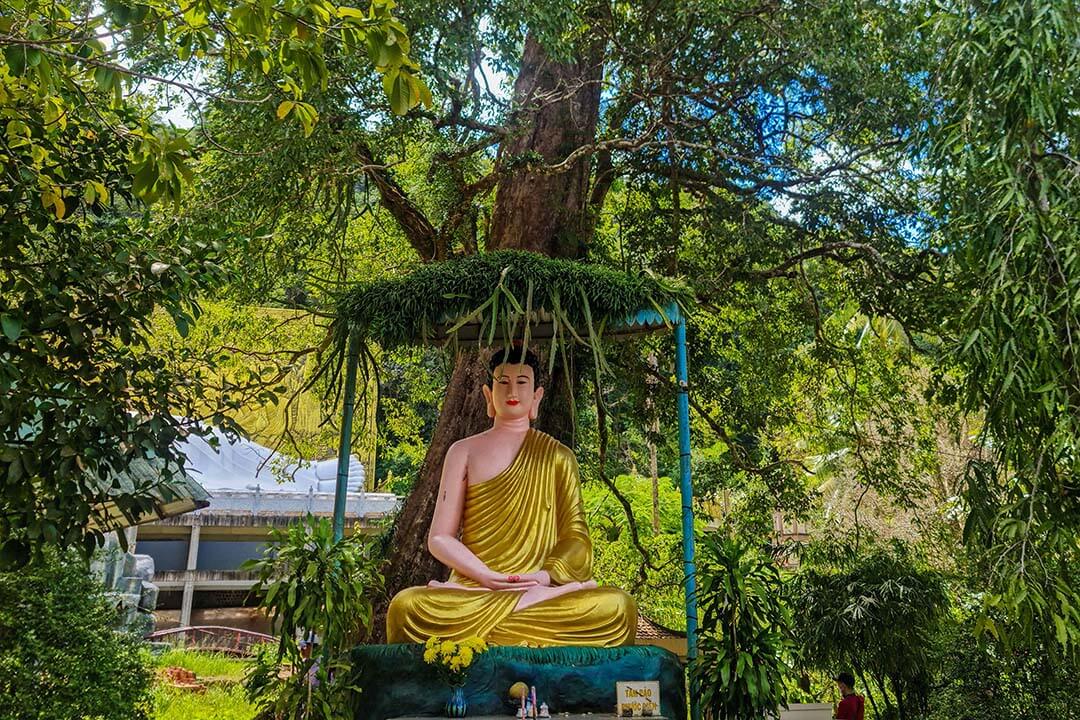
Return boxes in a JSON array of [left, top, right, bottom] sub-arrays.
[[506, 399, 520, 406]]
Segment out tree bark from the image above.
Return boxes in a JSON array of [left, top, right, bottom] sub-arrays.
[[488, 34, 604, 256], [374, 32, 605, 637], [356, 140, 439, 261], [378, 351, 490, 606]]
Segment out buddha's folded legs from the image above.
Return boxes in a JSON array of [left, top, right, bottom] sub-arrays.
[[387, 586, 637, 647], [487, 587, 637, 647], [387, 586, 521, 644]]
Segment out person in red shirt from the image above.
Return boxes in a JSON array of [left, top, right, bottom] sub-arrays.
[[833, 672, 865, 720]]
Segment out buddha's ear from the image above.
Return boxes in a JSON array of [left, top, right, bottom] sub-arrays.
[[482, 383, 496, 418], [529, 386, 545, 420]]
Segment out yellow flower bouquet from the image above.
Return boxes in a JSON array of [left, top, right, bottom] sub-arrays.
[[423, 635, 489, 688]]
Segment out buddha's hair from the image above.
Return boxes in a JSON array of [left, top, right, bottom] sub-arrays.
[[489, 345, 543, 385]]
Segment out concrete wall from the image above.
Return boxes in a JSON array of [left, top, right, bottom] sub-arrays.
[[779, 704, 832, 720], [136, 491, 401, 627]]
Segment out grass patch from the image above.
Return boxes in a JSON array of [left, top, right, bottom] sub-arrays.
[[150, 649, 258, 720], [153, 648, 250, 681], [152, 683, 257, 720]]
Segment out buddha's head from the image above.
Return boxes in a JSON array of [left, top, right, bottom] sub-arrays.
[[483, 346, 545, 421]]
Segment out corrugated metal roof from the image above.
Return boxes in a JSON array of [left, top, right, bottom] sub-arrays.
[[88, 457, 210, 532], [636, 615, 686, 640]]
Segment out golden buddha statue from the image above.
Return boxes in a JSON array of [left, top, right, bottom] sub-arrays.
[[386, 347, 637, 647]]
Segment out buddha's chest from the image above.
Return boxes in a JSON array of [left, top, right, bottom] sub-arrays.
[[465, 450, 521, 486], [464, 431, 532, 486], [460, 471, 559, 554]]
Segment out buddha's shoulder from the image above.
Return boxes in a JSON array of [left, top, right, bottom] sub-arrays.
[[529, 429, 577, 463], [446, 433, 485, 456]]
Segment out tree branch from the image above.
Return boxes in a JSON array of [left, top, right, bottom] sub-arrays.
[[413, 108, 507, 136], [3, 37, 271, 105], [639, 362, 814, 478], [355, 140, 440, 261], [593, 375, 658, 585], [744, 242, 890, 279], [538, 123, 661, 175]]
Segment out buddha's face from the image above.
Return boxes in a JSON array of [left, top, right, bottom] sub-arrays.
[[483, 362, 544, 421]]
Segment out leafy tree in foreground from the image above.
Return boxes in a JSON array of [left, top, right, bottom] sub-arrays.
[[930, 608, 1080, 720], [926, 0, 1080, 651], [0, 0, 426, 565], [180, 0, 936, 631], [0, 548, 153, 720]]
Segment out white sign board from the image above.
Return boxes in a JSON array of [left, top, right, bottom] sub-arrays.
[[616, 681, 661, 717]]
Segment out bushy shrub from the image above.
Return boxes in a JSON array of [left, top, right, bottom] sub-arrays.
[[789, 542, 949, 720], [0, 548, 153, 720], [692, 534, 793, 720], [243, 516, 383, 719]]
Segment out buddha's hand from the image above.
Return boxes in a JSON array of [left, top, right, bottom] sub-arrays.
[[514, 570, 552, 587], [476, 569, 541, 591]]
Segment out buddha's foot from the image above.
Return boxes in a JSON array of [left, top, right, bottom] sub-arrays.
[[514, 580, 599, 611]]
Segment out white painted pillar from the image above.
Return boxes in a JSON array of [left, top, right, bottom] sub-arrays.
[[179, 523, 200, 628]]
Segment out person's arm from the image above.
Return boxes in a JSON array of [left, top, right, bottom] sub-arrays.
[[427, 441, 538, 590], [538, 450, 593, 585]]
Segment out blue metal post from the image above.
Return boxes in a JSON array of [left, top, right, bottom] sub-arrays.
[[333, 333, 360, 542], [675, 315, 699, 720]]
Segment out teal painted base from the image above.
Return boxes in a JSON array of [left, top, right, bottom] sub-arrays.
[[348, 645, 686, 720]]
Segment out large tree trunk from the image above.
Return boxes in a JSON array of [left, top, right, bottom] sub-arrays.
[[375, 33, 604, 636], [488, 35, 604, 256]]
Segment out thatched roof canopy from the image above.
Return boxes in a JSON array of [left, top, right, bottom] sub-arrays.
[[331, 250, 690, 356]]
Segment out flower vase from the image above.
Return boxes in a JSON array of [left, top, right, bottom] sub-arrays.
[[445, 686, 467, 718]]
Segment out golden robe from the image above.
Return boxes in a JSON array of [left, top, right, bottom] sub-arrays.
[[386, 429, 637, 647]]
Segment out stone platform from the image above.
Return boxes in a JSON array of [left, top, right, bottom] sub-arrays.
[[348, 645, 686, 720]]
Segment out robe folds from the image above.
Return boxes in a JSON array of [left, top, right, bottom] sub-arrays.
[[386, 429, 637, 647]]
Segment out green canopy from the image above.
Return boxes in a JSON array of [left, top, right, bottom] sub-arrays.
[[330, 249, 690, 354]]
